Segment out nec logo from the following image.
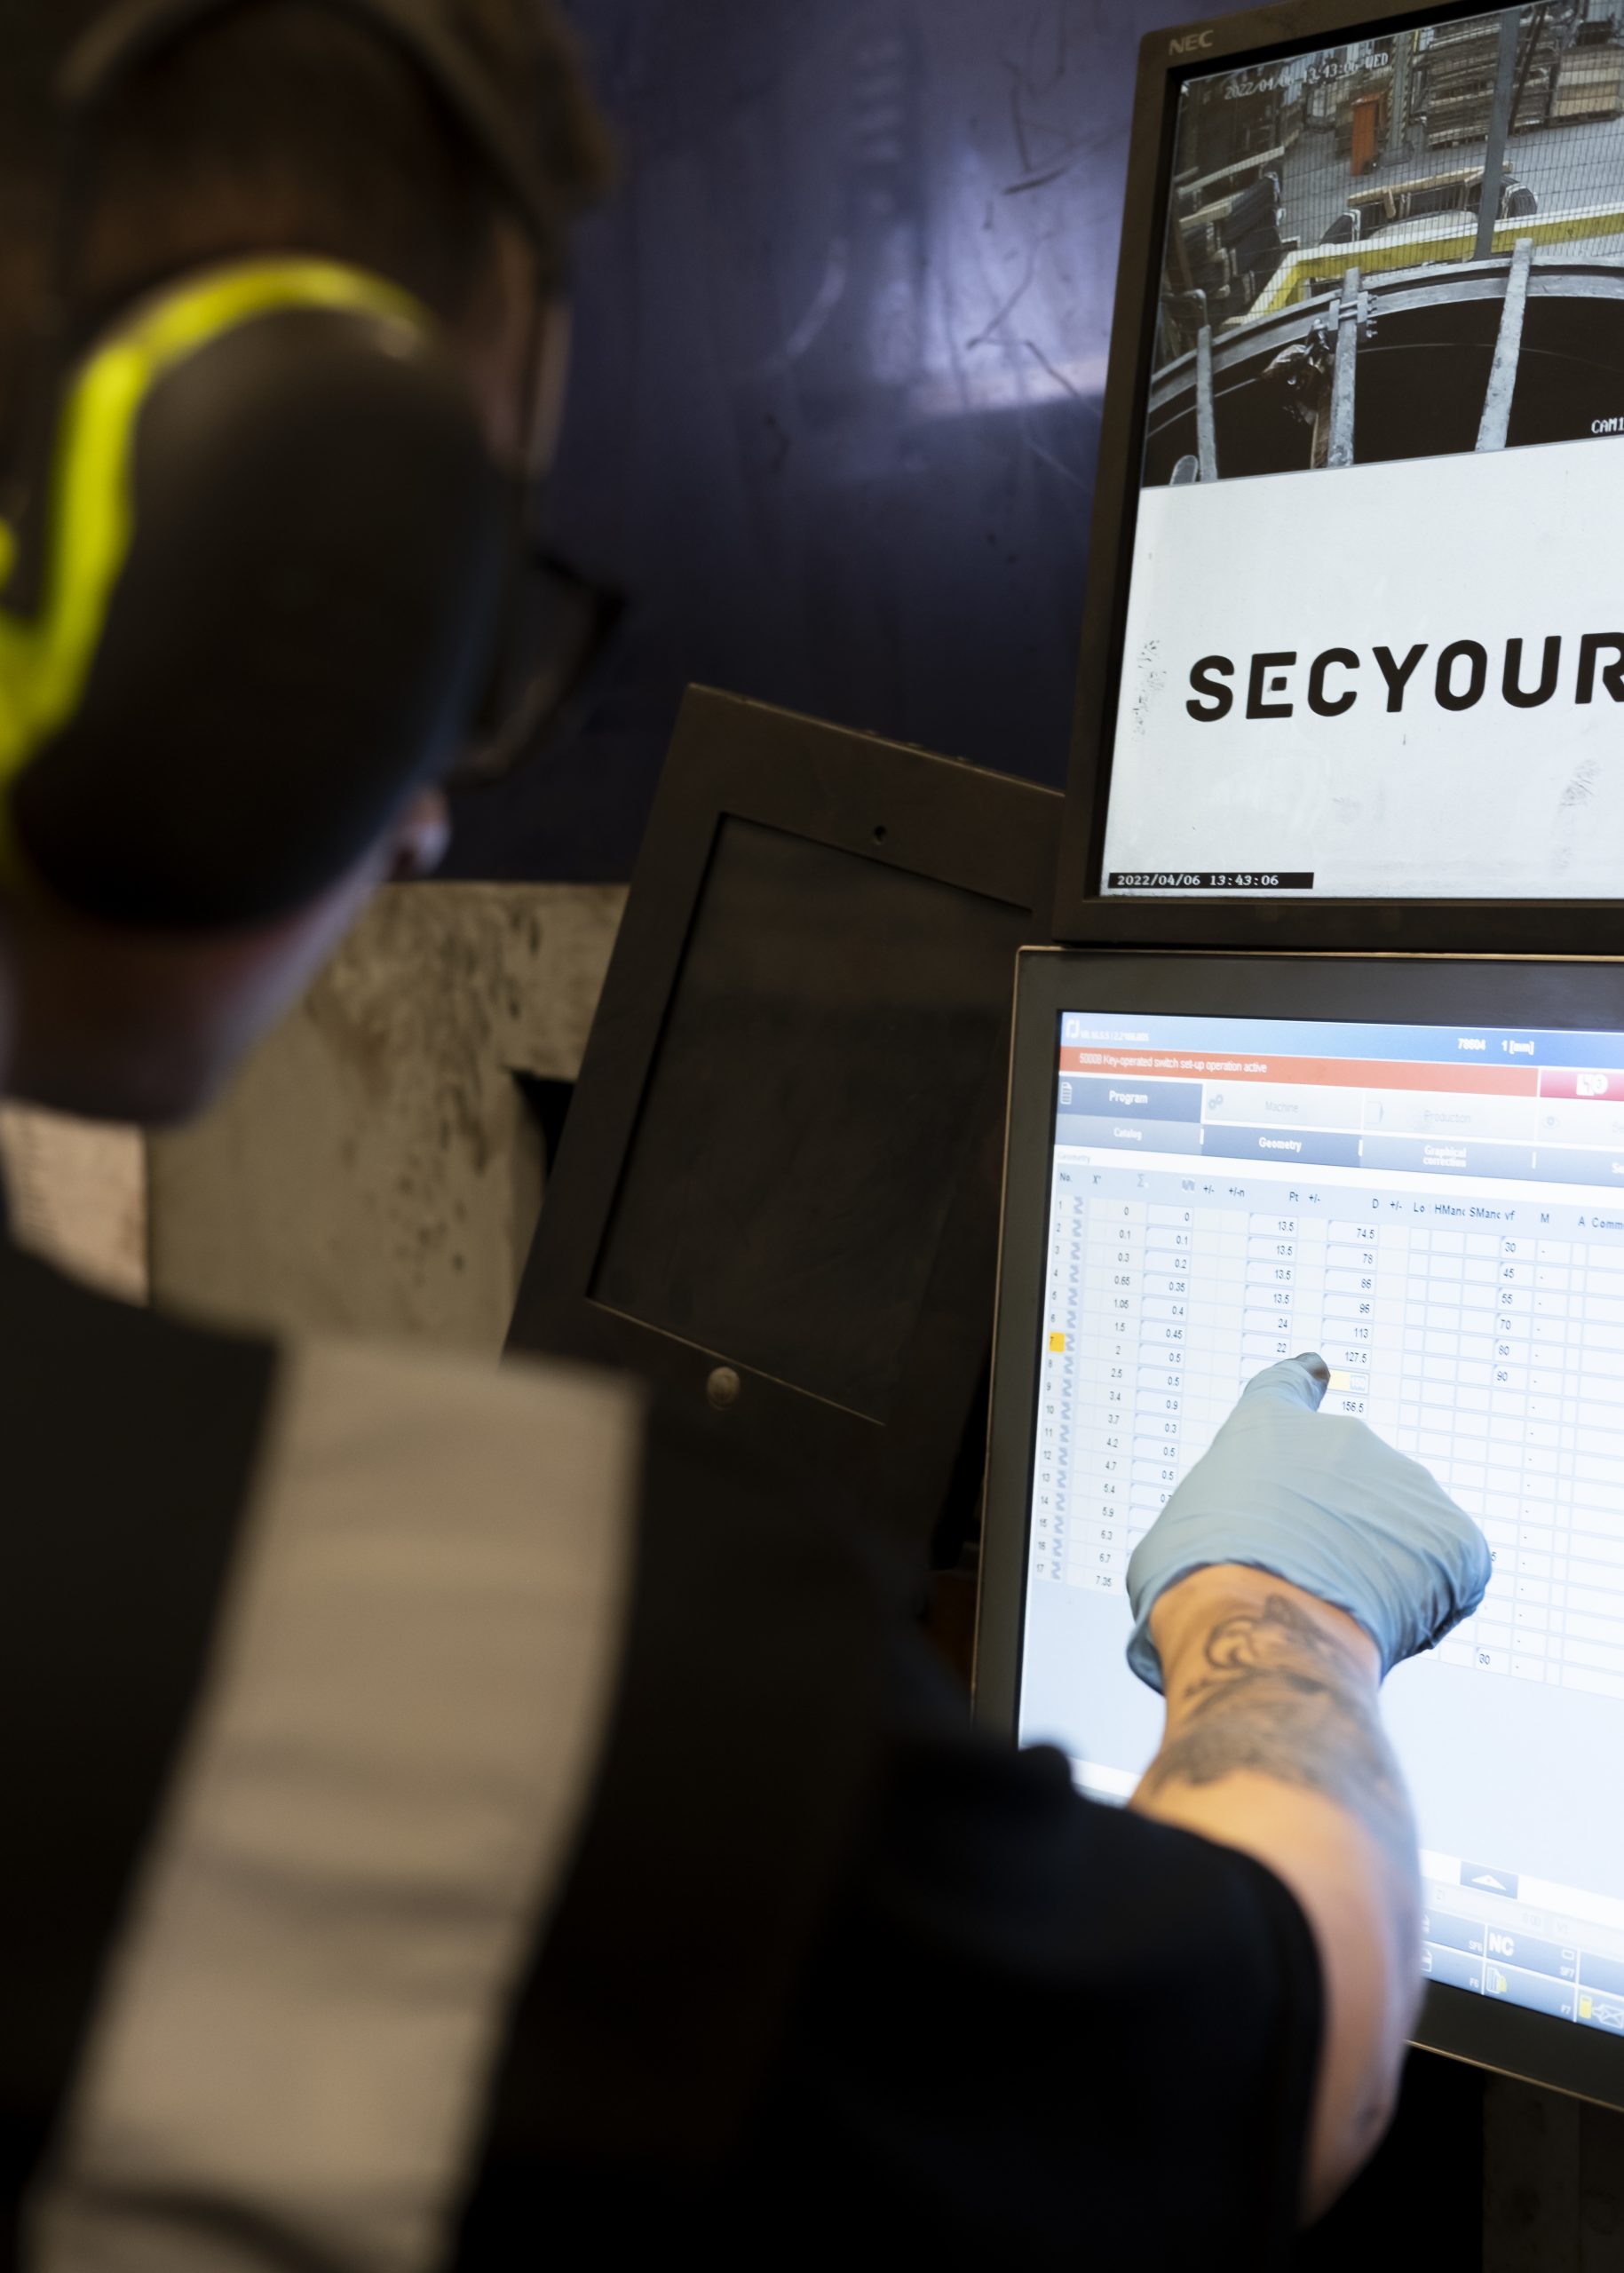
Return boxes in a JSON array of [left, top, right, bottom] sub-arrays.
[[1169, 28, 1216, 53]]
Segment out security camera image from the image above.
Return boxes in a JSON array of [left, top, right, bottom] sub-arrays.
[[1146, 4, 1624, 483]]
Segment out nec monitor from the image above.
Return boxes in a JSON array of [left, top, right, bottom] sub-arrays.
[[1056, 0, 1624, 922], [506, 688, 1060, 1556], [978, 946, 1624, 2107]]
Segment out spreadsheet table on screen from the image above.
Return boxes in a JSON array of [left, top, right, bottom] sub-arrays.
[[1019, 1007, 1624, 2039]]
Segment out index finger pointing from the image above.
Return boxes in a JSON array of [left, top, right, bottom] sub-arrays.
[[1238, 1352, 1331, 1414]]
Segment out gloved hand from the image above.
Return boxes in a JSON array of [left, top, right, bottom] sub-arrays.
[[1125, 1353, 1493, 1692]]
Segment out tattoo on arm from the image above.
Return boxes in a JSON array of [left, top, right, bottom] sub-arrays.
[[1139, 1590, 1416, 1876]]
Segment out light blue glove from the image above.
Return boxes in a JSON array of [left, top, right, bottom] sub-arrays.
[[1125, 1353, 1493, 1692]]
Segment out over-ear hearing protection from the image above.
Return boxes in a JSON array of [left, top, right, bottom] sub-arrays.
[[0, 0, 563, 929]]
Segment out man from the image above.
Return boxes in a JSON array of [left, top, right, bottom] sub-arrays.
[[0, 4, 1490, 2265]]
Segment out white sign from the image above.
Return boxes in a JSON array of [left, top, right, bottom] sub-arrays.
[[1100, 436, 1624, 898]]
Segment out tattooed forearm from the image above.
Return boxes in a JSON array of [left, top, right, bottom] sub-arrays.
[[1139, 1588, 1417, 1876]]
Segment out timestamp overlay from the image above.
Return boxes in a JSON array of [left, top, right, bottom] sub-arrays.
[[1105, 872, 1314, 891]]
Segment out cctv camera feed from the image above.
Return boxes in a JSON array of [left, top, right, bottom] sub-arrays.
[[1100, 4, 1624, 899]]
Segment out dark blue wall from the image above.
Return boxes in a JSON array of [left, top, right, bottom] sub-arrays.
[[449, 0, 1190, 883]]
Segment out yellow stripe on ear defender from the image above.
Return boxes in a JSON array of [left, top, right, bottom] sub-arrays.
[[0, 257, 430, 891]]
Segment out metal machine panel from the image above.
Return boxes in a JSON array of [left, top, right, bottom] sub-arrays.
[[507, 687, 1060, 1557]]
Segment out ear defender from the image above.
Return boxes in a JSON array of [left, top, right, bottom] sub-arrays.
[[0, 257, 508, 928]]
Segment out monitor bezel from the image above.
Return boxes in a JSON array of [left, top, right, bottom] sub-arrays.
[[1052, 0, 1617, 937], [977, 943, 1624, 2110], [504, 685, 1060, 1556]]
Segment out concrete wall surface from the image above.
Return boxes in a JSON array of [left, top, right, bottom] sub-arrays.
[[148, 883, 625, 1358], [0, 1107, 147, 1304]]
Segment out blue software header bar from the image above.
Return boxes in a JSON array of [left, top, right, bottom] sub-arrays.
[[1058, 1011, 1624, 1069]]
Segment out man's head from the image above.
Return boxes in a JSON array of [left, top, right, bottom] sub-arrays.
[[0, 0, 610, 1125]]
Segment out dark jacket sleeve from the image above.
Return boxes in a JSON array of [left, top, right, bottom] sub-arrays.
[[735, 1636, 1324, 2267], [454, 1400, 1322, 2269]]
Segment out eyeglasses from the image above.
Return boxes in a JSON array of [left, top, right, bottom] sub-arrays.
[[448, 543, 626, 792]]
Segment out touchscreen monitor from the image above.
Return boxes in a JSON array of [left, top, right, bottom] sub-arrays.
[[1089, 2, 1624, 901], [1016, 994, 1624, 2047]]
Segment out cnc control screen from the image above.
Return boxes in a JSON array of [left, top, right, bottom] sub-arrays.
[[1019, 1006, 1624, 2037]]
